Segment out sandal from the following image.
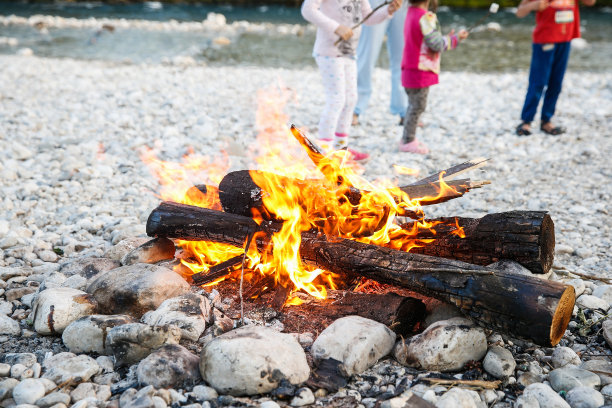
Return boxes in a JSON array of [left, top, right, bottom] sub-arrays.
[[540, 123, 566, 135], [515, 122, 532, 136]]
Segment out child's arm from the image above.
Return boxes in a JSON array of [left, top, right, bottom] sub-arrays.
[[360, 0, 403, 26], [419, 12, 459, 53], [516, 0, 548, 18], [301, 0, 340, 35]]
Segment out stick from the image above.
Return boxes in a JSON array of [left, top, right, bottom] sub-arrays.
[[333, 0, 391, 45], [420, 378, 501, 390], [410, 157, 489, 185], [191, 255, 244, 285]]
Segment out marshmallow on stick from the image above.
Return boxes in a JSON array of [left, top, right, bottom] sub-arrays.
[[467, 3, 499, 33]]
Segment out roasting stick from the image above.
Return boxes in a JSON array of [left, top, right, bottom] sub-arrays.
[[334, 0, 392, 46], [410, 157, 489, 185], [467, 3, 499, 33]]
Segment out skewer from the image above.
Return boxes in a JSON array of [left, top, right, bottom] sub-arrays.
[[467, 3, 499, 33], [334, 0, 392, 46]]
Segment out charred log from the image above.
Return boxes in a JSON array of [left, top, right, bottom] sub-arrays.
[[402, 211, 555, 274], [147, 202, 575, 346]]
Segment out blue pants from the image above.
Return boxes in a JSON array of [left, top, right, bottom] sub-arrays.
[[520, 42, 571, 124], [354, 0, 408, 118]]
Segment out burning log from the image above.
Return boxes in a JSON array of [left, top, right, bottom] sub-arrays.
[[281, 291, 426, 336], [402, 211, 555, 274], [217, 170, 487, 221], [146, 202, 575, 347]]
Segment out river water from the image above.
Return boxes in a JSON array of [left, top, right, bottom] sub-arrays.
[[0, 1, 610, 71]]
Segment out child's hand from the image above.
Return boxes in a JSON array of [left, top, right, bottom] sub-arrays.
[[335, 25, 353, 41], [535, 0, 550, 11], [457, 29, 469, 40], [388, 0, 403, 15]]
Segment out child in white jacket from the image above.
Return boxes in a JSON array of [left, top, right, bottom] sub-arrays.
[[302, 0, 403, 161]]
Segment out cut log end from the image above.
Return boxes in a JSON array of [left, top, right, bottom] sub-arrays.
[[550, 285, 576, 346]]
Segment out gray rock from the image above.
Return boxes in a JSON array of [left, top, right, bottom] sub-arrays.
[[311, 316, 396, 376], [436, 387, 485, 408], [0, 364, 9, 377], [603, 320, 612, 349], [3, 353, 36, 368], [136, 344, 201, 389], [549, 366, 601, 392], [0, 315, 20, 336], [104, 238, 151, 262], [565, 386, 604, 408], [483, 346, 516, 379], [394, 318, 487, 372], [31, 288, 97, 335], [514, 394, 541, 408], [105, 322, 181, 367], [522, 383, 570, 408], [86, 263, 190, 318], [200, 325, 309, 396], [59, 257, 120, 279], [12, 378, 46, 405], [580, 359, 612, 385], [0, 378, 19, 400], [121, 237, 175, 266], [34, 391, 71, 408], [567, 279, 587, 297], [552, 347, 582, 368], [69, 382, 111, 403], [141, 293, 211, 342], [290, 387, 315, 407], [592, 285, 612, 304], [42, 353, 100, 384], [518, 372, 542, 387], [423, 300, 463, 328], [62, 314, 135, 354], [577, 295, 609, 311], [191, 385, 218, 402]]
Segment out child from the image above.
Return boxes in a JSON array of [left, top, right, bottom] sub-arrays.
[[515, 0, 596, 136], [400, 0, 468, 154], [302, 0, 403, 161]]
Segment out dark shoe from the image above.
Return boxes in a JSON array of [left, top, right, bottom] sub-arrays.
[[516, 122, 532, 136], [540, 122, 566, 135], [398, 116, 404, 126], [352, 113, 360, 126]]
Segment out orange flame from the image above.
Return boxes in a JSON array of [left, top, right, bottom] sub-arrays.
[[141, 87, 470, 302]]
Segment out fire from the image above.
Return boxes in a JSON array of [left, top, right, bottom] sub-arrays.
[[142, 87, 468, 304]]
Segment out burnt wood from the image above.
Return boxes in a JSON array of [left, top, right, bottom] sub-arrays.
[[282, 291, 426, 336], [147, 202, 575, 346], [402, 211, 555, 274], [217, 170, 480, 221]]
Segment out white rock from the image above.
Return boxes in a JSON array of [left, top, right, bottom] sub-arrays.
[[548, 366, 601, 392], [0, 314, 20, 335], [191, 385, 218, 402], [565, 386, 604, 408], [62, 314, 135, 354], [436, 387, 485, 408], [200, 325, 309, 396], [290, 387, 315, 407], [31, 288, 97, 334], [592, 285, 612, 304], [394, 318, 487, 372], [551, 346, 581, 368], [12, 378, 46, 405], [141, 293, 211, 341], [311, 316, 396, 376], [576, 294, 609, 311], [42, 352, 100, 384], [482, 346, 516, 379], [136, 344, 201, 389], [522, 383, 570, 408]]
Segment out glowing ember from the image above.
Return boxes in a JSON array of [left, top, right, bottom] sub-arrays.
[[142, 87, 468, 302]]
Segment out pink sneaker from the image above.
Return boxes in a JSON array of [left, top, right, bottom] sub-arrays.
[[399, 139, 429, 154], [347, 148, 370, 162]]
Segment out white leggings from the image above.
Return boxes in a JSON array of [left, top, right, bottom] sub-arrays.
[[315, 55, 357, 144]]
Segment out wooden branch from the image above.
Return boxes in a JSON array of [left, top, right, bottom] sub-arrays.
[[420, 378, 501, 390], [411, 158, 489, 185], [402, 211, 555, 274], [191, 255, 244, 285], [147, 202, 575, 346]]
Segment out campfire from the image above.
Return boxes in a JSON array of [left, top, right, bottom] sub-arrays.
[[141, 93, 574, 348]]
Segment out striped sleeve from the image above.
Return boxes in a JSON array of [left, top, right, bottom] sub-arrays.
[[419, 12, 458, 52]]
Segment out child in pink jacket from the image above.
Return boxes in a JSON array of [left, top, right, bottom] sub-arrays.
[[302, 0, 403, 161], [400, 0, 468, 154]]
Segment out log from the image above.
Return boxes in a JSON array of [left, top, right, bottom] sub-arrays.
[[401, 211, 555, 274], [218, 170, 485, 221], [281, 291, 426, 336], [146, 202, 575, 346]]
